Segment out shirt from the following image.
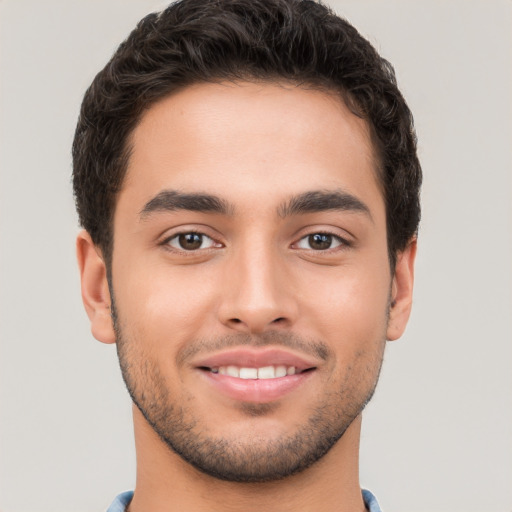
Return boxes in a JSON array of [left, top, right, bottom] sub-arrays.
[[107, 488, 383, 511]]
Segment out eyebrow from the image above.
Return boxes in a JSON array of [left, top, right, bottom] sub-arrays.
[[140, 190, 232, 218], [278, 190, 372, 219], [140, 188, 371, 221]]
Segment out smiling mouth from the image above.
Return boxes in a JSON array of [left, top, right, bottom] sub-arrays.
[[198, 365, 316, 379]]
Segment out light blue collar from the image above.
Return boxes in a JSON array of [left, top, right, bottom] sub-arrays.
[[107, 488, 382, 511]]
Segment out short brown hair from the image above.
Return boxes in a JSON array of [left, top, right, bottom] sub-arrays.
[[72, 0, 421, 268]]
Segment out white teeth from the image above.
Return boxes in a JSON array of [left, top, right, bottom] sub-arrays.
[[257, 366, 276, 379], [239, 367, 258, 379], [275, 365, 287, 378], [226, 365, 239, 378], [214, 365, 298, 379]]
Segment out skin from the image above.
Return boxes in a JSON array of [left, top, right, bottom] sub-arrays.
[[77, 81, 416, 512]]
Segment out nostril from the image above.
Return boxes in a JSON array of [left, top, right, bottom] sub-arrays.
[[225, 316, 288, 331]]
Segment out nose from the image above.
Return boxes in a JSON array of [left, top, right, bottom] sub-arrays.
[[217, 243, 298, 334]]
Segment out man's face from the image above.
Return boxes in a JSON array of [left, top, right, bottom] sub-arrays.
[[105, 81, 401, 481]]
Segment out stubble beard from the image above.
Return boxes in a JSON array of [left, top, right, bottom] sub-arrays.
[[112, 301, 386, 483]]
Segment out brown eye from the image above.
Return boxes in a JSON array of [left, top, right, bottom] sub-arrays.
[[308, 233, 332, 250], [166, 232, 217, 251], [295, 233, 345, 251], [178, 233, 203, 250]]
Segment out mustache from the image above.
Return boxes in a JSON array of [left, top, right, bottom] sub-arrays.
[[176, 331, 332, 367]]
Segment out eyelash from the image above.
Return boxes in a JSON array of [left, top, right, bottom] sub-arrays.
[[160, 230, 351, 253], [161, 230, 221, 252], [294, 232, 352, 252]]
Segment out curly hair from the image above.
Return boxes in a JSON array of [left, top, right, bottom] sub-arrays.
[[72, 0, 421, 269]]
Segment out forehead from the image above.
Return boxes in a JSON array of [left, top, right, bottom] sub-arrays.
[[121, 81, 382, 214]]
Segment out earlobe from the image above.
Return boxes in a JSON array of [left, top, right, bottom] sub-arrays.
[[386, 238, 417, 341], [76, 230, 116, 344]]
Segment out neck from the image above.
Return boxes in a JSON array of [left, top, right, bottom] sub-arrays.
[[128, 406, 366, 512]]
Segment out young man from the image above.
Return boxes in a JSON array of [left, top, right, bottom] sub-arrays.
[[73, 0, 421, 510]]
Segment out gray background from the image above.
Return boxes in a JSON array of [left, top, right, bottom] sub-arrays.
[[1, 1, 511, 511]]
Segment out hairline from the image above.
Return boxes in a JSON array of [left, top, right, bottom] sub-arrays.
[[101, 76, 391, 273]]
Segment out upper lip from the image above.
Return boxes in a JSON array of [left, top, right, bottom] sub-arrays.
[[193, 347, 319, 372]]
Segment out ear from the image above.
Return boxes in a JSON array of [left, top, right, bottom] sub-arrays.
[[387, 238, 417, 341], [76, 230, 116, 344]]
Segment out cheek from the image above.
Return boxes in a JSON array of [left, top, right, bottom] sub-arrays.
[[112, 258, 219, 348], [299, 261, 390, 347]]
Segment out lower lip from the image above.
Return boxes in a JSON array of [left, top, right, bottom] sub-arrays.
[[199, 370, 315, 403]]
